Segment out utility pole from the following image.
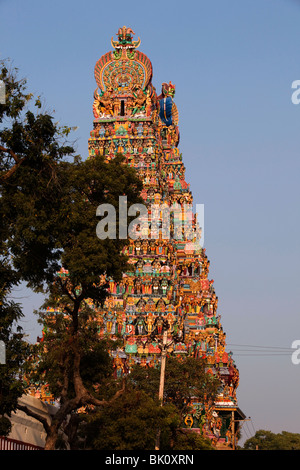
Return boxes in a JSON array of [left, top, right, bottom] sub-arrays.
[[158, 328, 168, 402], [155, 326, 168, 450], [231, 410, 235, 450]]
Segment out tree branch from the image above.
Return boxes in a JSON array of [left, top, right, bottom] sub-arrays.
[[16, 404, 51, 435], [0, 144, 27, 181], [0, 144, 21, 163]]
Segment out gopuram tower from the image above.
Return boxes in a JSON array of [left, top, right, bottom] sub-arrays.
[[88, 27, 245, 448]]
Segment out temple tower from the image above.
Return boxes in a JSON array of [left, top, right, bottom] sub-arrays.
[[89, 27, 245, 448]]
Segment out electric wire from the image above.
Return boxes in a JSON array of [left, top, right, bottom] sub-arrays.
[[227, 343, 295, 357], [243, 421, 252, 440], [250, 418, 256, 435], [227, 343, 293, 350]]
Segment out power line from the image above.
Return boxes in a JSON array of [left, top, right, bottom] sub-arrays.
[[230, 349, 292, 353], [227, 343, 294, 356], [227, 343, 293, 350], [243, 420, 252, 440], [241, 422, 251, 441], [250, 418, 256, 435], [233, 354, 291, 357], [230, 354, 292, 357]]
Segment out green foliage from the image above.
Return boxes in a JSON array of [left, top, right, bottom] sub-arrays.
[[77, 355, 219, 450], [0, 296, 29, 431], [166, 429, 214, 450], [0, 57, 142, 310], [52, 154, 143, 290], [80, 388, 179, 450], [0, 59, 143, 441], [78, 380, 215, 450], [0, 60, 75, 288], [128, 355, 220, 416], [0, 61, 32, 120], [0, 59, 78, 428], [0, 237, 30, 430], [243, 429, 300, 450], [25, 153, 143, 430], [0, 416, 11, 436], [30, 313, 116, 403]]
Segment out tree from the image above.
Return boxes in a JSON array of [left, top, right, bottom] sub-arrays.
[[128, 355, 220, 418], [0, 60, 143, 448], [0, 60, 76, 287], [76, 356, 217, 451], [0, 271, 29, 436], [167, 429, 214, 451], [129, 355, 219, 449], [243, 430, 300, 450], [0, 59, 73, 434], [26, 153, 143, 449], [77, 385, 215, 451], [79, 388, 180, 450]]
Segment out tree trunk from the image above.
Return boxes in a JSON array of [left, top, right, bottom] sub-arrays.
[[44, 430, 59, 450]]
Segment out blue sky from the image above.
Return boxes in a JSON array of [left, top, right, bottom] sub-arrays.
[[1, 0, 300, 444]]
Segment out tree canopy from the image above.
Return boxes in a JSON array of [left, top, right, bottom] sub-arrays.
[[243, 430, 300, 450], [0, 59, 73, 435], [75, 355, 219, 451], [128, 355, 220, 417], [0, 60, 143, 448]]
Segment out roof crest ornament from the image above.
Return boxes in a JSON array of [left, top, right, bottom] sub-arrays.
[[111, 26, 141, 50]]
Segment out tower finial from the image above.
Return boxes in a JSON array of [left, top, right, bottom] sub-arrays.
[[111, 26, 141, 50]]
